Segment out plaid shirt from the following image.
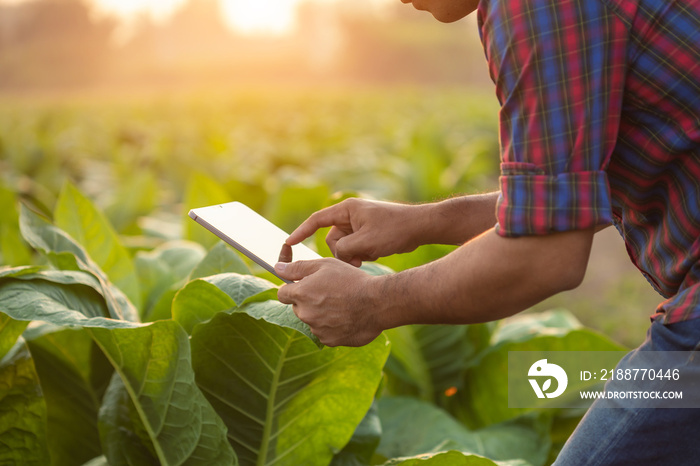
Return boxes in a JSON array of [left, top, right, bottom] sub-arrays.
[[478, 0, 700, 323]]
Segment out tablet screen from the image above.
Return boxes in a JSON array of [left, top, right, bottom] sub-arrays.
[[188, 202, 321, 281]]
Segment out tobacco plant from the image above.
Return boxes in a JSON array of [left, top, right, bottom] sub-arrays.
[[0, 182, 623, 466]]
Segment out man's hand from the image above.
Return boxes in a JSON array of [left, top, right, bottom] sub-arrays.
[[286, 194, 501, 267], [274, 226, 595, 347], [275, 258, 384, 347], [286, 198, 427, 267]]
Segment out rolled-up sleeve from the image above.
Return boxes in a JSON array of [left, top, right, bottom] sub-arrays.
[[477, 0, 628, 237]]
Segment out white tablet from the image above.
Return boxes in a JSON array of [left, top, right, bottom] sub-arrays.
[[188, 201, 321, 283]]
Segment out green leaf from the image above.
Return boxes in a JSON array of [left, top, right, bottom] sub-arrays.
[[263, 182, 330, 233], [19, 203, 91, 270], [0, 338, 50, 466], [91, 321, 236, 466], [26, 328, 105, 466], [148, 240, 207, 280], [377, 244, 456, 272], [384, 324, 481, 402], [490, 310, 583, 346], [82, 456, 109, 466], [383, 327, 431, 399], [0, 186, 32, 267], [0, 272, 234, 465], [172, 273, 277, 334], [173, 272, 317, 343], [204, 273, 277, 306], [184, 173, 232, 248], [239, 299, 320, 347], [104, 170, 158, 233], [172, 279, 237, 334], [449, 312, 625, 428], [377, 397, 549, 466], [190, 312, 390, 466], [19, 205, 139, 322], [331, 402, 382, 466], [0, 268, 141, 330], [224, 178, 267, 214], [55, 182, 142, 309], [190, 241, 250, 280], [0, 313, 29, 360], [382, 451, 530, 466], [0, 277, 128, 328], [134, 240, 206, 319], [0, 265, 45, 280], [98, 373, 163, 465]]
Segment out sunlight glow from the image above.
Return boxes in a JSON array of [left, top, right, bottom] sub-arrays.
[[89, 0, 316, 34], [221, 0, 298, 34], [91, 0, 186, 22]]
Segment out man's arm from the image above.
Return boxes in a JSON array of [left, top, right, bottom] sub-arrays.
[[285, 193, 500, 266], [276, 226, 594, 347], [374, 227, 594, 328]]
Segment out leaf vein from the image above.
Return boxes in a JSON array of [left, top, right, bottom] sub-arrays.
[[202, 345, 270, 399]]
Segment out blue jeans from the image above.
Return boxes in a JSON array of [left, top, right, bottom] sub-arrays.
[[554, 317, 700, 465]]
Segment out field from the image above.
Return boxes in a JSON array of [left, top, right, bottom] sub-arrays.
[[0, 89, 660, 465]]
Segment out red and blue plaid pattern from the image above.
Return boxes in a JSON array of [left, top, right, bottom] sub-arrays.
[[478, 0, 700, 323]]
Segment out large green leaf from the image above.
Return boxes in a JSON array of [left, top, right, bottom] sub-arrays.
[[173, 268, 313, 344], [203, 273, 277, 305], [19, 204, 92, 270], [99, 373, 166, 465], [376, 397, 549, 466], [449, 312, 625, 428], [489, 310, 583, 345], [134, 240, 206, 320], [93, 322, 236, 466], [149, 242, 251, 324], [190, 241, 250, 280], [26, 328, 105, 466], [55, 182, 142, 309], [0, 270, 235, 465], [0, 338, 50, 466], [239, 299, 320, 347], [0, 186, 32, 267], [331, 402, 382, 466], [19, 205, 139, 322], [172, 272, 277, 334], [82, 456, 109, 466], [0, 312, 29, 360], [172, 279, 237, 334], [190, 312, 390, 466], [0, 276, 128, 327], [384, 324, 486, 402]]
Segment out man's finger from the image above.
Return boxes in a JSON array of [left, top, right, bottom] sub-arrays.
[[274, 259, 325, 282], [286, 205, 346, 245], [277, 283, 296, 305], [335, 232, 374, 263], [278, 243, 293, 263], [325, 225, 347, 255]]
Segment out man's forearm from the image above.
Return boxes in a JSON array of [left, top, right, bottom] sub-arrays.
[[419, 192, 500, 246], [372, 227, 595, 329]]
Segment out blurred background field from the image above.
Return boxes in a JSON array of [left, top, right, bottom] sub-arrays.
[[0, 0, 661, 348]]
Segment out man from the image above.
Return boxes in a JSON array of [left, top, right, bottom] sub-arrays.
[[275, 0, 700, 463]]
